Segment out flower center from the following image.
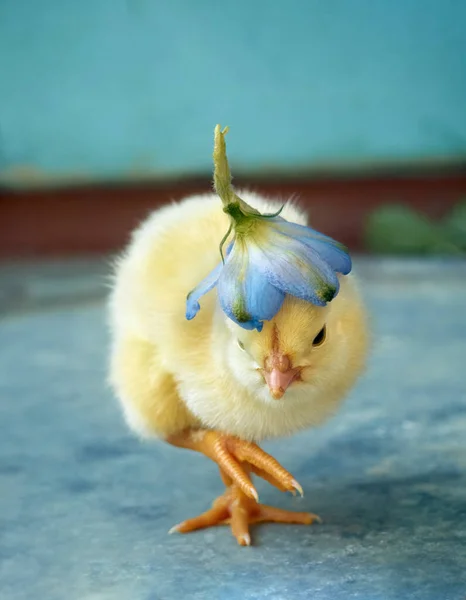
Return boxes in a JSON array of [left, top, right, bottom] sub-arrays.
[[223, 202, 259, 238]]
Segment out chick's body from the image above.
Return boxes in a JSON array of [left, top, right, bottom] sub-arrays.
[[109, 192, 368, 444]]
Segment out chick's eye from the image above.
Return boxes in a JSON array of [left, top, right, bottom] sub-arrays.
[[312, 325, 327, 347], [237, 339, 246, 351]]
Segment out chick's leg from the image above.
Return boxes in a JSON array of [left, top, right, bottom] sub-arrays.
[[167, 430, 320, 545], [170, 466, 320, 546], [167, 429, 303, 499]]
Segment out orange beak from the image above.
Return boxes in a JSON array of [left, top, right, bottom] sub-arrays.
[[262, 353, 301, 400]]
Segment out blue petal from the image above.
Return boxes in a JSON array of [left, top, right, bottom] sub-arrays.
[[186, 242, 234, 320], [186, 261, 223, 319], [217, 242, 285, 331], [269, 218, 352, 275], [249, 235, 340, 306]]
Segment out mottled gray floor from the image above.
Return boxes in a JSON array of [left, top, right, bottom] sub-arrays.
[[0, 258, 465, 600]]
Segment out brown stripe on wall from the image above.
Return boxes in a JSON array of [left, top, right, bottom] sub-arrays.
[[1, 172, 466, 258]]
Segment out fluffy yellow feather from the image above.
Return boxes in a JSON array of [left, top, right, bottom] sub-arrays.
[[108, 192, 368, 443]]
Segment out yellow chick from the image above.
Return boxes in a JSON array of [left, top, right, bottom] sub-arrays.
[[108, 128, 369, 546]]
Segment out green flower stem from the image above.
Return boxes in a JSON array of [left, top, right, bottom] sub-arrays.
[[213, 125, 260, 217]]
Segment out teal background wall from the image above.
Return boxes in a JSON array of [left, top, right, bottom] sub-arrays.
[[1, 0, 465, 186]]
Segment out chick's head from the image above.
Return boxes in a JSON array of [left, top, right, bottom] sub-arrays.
[[222, 279, 368, 405]]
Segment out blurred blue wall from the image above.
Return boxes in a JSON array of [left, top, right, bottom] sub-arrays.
[[1, 0, 465, 186]]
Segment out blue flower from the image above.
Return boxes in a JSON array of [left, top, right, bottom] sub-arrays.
[[186, 208, 351, 331], [185, 125, 352, 332]]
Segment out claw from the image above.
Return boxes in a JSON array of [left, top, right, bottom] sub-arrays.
[[291, 479, 304, 497], [238, 533, 251, 546], [168, 523, 181, 534]]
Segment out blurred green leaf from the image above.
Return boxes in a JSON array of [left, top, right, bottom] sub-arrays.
[[364, 204, 464, 255], [442, 200, 466, 250]]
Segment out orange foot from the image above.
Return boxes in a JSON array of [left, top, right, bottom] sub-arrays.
[[167, 429, 321, 545], [169, 483, 320, 546]]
